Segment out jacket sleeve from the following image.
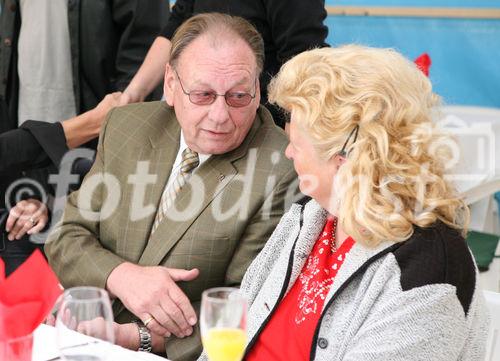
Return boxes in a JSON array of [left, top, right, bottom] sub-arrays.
[[160, 0, 194, 39], [44, 109, 127, 289], [224, 165, 298, 287], [264, 0, 329, 63], [0, 121, 66, 174], [112, 0, 167, 90]]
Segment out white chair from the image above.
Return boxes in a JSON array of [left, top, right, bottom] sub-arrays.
[[483, 290, 500, 361], [438, 106, 500, 235]]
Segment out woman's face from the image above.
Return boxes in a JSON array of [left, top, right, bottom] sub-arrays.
[[285, 117, 343, 210]]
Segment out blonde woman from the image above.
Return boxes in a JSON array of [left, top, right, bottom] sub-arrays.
[[237, 46, 488, 361]]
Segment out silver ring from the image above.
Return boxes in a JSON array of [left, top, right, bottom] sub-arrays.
[[29, 217, 36, 225]]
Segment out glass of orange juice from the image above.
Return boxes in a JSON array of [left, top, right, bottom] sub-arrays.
[[200, 287, 247, 361]]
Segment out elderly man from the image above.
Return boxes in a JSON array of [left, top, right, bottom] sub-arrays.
[[45, 13, 296, 360]]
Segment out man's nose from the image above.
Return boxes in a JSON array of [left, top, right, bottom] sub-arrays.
[[208, 95, 230, 124]]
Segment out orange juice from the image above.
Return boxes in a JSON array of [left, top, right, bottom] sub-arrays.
[[203, 328, 246, 361]]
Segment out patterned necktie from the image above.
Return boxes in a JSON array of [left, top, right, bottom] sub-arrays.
[[150, 147, 200, 234]]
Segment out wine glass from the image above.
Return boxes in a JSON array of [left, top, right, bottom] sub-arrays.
[[200, 287, 247, 361], [56, 287, 115, 361]]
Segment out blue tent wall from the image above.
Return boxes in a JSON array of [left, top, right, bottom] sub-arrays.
[[325, 1, 500, 107]]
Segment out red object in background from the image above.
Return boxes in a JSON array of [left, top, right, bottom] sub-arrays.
[[414, 53, 431, 77], [0, 250, 62, 361]]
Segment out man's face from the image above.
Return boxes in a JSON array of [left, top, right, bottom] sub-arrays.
[[164, 34, 260, 155]]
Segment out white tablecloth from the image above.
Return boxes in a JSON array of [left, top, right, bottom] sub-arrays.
[[33, 324, 169, 361]]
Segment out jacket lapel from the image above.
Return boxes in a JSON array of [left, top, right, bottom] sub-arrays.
[[138, 157, 237, 266], [137, 111, 263, 266], [129, 106, 180, 259]]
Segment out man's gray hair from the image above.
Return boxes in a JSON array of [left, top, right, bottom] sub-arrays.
[[169, 12, 264, 74]]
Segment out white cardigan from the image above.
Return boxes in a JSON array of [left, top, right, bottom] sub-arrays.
[[236, 199, 489, 361]]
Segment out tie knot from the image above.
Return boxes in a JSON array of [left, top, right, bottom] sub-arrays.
[[181, 148, 199, 174]]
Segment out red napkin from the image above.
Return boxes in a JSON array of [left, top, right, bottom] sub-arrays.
[[0, 250, 62, 340], [414, 53, 431, 77]]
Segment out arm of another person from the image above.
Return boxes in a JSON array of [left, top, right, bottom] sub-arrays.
[[124, 0, 194, 103], [0, 93, 123, 174], [264, 0, 329, 63], [0, 123, 62, 174], [124, 37, 172, 103], [3, 94, 124, 239]]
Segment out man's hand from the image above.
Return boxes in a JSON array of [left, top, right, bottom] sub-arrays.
[[107, 262, 199, 339], [5, 199, 48, 240]]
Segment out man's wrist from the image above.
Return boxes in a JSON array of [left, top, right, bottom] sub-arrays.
[[106, 262, 134, 299], [124, 85, 146, 103]]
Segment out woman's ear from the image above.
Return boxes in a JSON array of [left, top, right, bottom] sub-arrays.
[[338, 154, 347, 165], [333, 154, 347, 169], [164, 64, 176, 106]]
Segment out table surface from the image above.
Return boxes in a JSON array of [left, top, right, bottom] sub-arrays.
[[33, 324, 169, 361]]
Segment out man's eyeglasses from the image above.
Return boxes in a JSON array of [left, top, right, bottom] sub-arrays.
[[174, 70, 257, 108]]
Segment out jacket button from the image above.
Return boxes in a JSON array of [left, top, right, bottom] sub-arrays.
[[2, 78, 7, 85], [4, 38, 12, 47], [318, 337, 328, 349], [9, 2, 16, 12]]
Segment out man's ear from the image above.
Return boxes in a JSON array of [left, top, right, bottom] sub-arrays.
[[164, 64, 175, 106]]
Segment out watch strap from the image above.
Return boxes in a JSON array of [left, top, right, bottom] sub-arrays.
[[134, 320, 153, 352]]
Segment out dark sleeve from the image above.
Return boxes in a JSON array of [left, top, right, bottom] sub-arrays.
[[0, 121, 67, 174], [112, 0, 167, 90], [160, 0, 195, 39], [264, 0, 329, 63]]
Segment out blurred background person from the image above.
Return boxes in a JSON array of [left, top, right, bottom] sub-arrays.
[[0, 92, 124, 276], [123, 0, 329, 128], [231, 45, 488, 361], [0, 0, 166, 274], [0, 0, 167, 130]]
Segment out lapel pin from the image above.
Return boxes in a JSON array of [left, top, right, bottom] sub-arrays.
[[219, 174, 225, 182]]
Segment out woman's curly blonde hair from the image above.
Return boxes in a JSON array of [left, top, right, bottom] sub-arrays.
[[269, 45, 469, 247]]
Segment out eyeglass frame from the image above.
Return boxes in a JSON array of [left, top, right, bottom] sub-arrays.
[[173, 69, 257, 108]]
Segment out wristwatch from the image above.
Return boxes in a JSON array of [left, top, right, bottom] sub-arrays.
[[134, 320, 153, 352]]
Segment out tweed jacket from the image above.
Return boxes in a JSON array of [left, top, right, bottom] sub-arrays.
[[45, 101, 297, 360], [235, 199, 489, 361]]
